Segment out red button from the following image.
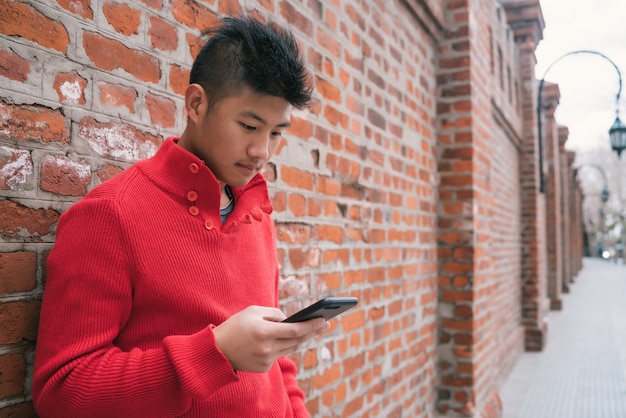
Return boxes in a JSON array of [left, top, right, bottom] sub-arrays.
[[188, 206, 199, 216], [187, 191, 198, 202], [189, 163, 199, 173], [204, 219, 213, 230]]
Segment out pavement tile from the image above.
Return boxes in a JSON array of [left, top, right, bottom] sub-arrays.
[[500, 257, 626, 418]]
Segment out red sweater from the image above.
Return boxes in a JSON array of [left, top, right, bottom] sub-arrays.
[[33, 138, 308, 417]]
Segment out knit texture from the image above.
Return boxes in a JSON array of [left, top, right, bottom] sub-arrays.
[[33, 138, 308, 417]]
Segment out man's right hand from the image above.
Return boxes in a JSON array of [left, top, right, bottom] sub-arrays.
[[212, 305, 328, 372]]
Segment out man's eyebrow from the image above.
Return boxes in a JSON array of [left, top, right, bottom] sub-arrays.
[[241, 111, 291, 128]]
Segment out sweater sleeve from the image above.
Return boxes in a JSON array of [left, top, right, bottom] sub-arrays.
[[32, 198, 238, 418], [278, 357, 310, 417]]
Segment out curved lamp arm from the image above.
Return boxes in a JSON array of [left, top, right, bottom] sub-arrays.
[[537, 50, 623, 193]]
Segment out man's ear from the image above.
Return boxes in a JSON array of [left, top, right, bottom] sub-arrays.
[[184, 83, 206, 124]]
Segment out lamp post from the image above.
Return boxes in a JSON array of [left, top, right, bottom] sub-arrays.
[[537, 50, 624, 192]]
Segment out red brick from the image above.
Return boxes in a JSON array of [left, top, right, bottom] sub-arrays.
[[186, 33, 203, 60], [340, 309, 365, 331], [97, 81, 137, 113], [313, 224, 342, 243], [96, 164, 124, 183], [170, 0, 218, 31], [40, 155, 91, 196], [0, 354, 25, 398], [316, 26, 341, 58], [139, 0, 161, 9], [218, 0, 242, 15], [0, 102, 69, 144], [0, 200, 59, 240], [315, 78, 341, 103], [275, 223, 310, 245], [53, 71, 87, 104], [289, 116, 314, 140], [145, 93, 176, 129], [103, 1, 141, 36], [149, 15, 178, 52], [0, 301, 41, 344], [288, 193, 306, 217], [0, 47, 30, 82], [0, 146, 32, 190], [169, 64, 189, 96], [78, 117, 162, 161], [0, 1, 69, 53], [0, 401, 37, 418], [311, 362, 341, 389], [280, 166, 314, 191], [0, 251, 36, 293], [57, 0, 93, 19], [83, 32, 161, 83], [280, 1, 313, 38]]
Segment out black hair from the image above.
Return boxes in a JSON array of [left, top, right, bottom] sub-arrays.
[[189, 16, 313, 109]]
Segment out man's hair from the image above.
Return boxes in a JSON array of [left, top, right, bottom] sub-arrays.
[[190, 16, 314, 109]]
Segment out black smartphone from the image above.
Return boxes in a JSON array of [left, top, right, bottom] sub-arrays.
[[282, 297, 358, 323]]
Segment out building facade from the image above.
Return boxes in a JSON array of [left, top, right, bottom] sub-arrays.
[[0, 0, 582, 416]]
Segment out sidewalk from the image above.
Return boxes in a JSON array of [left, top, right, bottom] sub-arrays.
[[500, 257, 626, 418]]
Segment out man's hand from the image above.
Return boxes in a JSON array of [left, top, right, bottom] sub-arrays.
[[212, 305, 328, 372]]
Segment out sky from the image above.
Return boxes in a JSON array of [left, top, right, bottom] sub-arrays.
[[535, 0, 626, 152]]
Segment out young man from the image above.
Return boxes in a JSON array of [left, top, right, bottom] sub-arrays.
[[33, 16, 326, 417]]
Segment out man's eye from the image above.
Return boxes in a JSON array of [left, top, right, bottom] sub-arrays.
[[240, 123, 256, 131], [271, 131, 283, 139]]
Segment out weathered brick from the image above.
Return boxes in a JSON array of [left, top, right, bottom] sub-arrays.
[[0, 1, 70, 53], [0, 146, 32, 190], [53, 71, 87, 105], [0, 102, 69, 144], [0, 200, 59, 240], [78, 117, 162, 162], [57, 0, 93, 19], [0, 251, 36, 293], [40, 155, 91, 196], [83, 32, 161, 83], [0, 46, 30, 82], [97, 81, 137, 113], [275, 223, 310, 245]]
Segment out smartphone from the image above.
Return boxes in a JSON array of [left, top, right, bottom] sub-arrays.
[[282, 297, 358, 323]]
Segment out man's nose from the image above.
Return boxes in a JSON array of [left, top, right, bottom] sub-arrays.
[[247, 134, 270, 160]]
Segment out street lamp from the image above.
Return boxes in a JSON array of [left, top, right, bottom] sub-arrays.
[[537, 50, 624, 192], [609, 116, 626, 157]]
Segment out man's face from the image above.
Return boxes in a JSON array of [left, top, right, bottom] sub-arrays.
[[181, 86, 292, 188]]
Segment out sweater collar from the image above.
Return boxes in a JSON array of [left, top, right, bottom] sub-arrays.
[[138, 137, 273, 219]]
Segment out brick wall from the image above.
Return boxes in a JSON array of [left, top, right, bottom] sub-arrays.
[[0, 0, 582, 417]]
